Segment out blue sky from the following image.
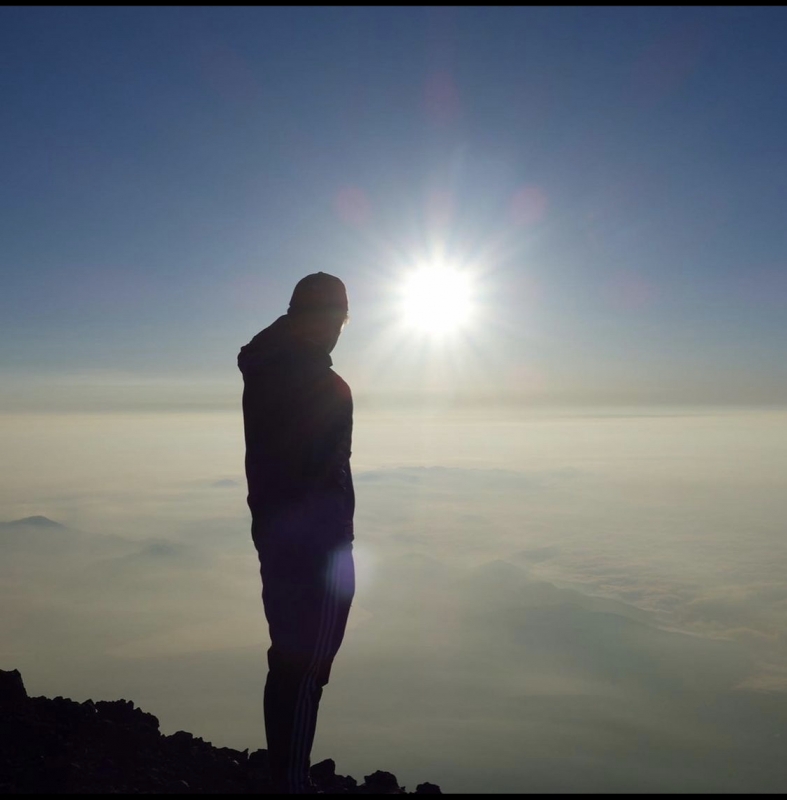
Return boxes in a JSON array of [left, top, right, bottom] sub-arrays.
[[3, 10, 787, 789], [2, 7, 785, 406]]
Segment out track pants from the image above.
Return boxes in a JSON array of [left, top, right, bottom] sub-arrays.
[[253, 525, 355, 794]]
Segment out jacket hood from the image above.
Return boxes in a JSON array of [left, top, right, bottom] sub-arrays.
[[237, 314, 332, 378]]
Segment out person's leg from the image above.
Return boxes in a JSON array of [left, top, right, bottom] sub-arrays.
[[256, 536, 354, 794]]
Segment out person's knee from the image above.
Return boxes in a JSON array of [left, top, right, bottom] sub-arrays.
[[268, 645, 311, 679], [268, 646, 336, 690]]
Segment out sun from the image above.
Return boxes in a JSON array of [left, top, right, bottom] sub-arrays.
[[400, 264, 474, 336]]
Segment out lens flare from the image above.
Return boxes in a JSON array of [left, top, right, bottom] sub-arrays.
[[400, 264, 474, 336]]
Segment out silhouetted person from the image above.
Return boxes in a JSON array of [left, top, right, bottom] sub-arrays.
[[237, 273, 355, 794]]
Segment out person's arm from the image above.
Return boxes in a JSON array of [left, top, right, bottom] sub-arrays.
[[299, 370, 352, 491]]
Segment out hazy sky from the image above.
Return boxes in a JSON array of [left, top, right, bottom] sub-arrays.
[[2, 7, 786, 408]]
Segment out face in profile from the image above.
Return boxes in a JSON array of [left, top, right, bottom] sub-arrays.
[[324, 311, 349, 354]]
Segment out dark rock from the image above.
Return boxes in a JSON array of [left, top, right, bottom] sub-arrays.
[[246, 748, 272, 792], [311, 757, 337, 783], [216, 745, 247, 762], [0, 668, 440, 794], [311, 758, 360, 793], [95, 698, 160, 731], [0, 668, 28, 709], [167, 730, 196, 749], [248, 748, 269, 770], [362, 769, 405, 794]]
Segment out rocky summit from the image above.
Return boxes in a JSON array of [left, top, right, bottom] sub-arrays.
[[0, 669, 441, 794]]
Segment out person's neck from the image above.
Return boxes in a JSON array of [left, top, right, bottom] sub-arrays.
[[288, 318, 330, 354]]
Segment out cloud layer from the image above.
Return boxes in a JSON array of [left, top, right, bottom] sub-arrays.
[[1, 407, 786, 792]]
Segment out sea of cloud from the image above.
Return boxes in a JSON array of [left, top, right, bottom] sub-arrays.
[[1, 406, 786, 792]]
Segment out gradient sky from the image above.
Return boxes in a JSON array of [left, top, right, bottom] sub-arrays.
[[3, 10, 787, 790], [2, 6, 786, 408]]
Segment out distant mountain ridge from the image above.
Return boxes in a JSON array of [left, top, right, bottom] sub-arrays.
[[1, 515, 66, 529]]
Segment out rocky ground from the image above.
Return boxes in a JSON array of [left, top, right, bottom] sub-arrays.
[[0, 669, 441, 794]]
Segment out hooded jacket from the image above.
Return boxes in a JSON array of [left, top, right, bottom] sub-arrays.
[[238, 315, 354, 547]]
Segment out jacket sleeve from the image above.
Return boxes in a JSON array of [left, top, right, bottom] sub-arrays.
[[298, 369, 353, 493], [243, 363, 352, 517]]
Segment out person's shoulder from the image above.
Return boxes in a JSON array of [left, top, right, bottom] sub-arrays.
[[329, 369, 352, 402]]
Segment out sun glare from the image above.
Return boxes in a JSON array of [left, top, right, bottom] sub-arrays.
[[400, 264, 474, 336]]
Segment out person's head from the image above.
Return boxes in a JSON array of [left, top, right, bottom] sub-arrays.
[[286, 272, 349, 354]]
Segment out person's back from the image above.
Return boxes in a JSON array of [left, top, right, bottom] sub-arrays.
[[239, 312, 354, 541], [238, 273, 355, 794]]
